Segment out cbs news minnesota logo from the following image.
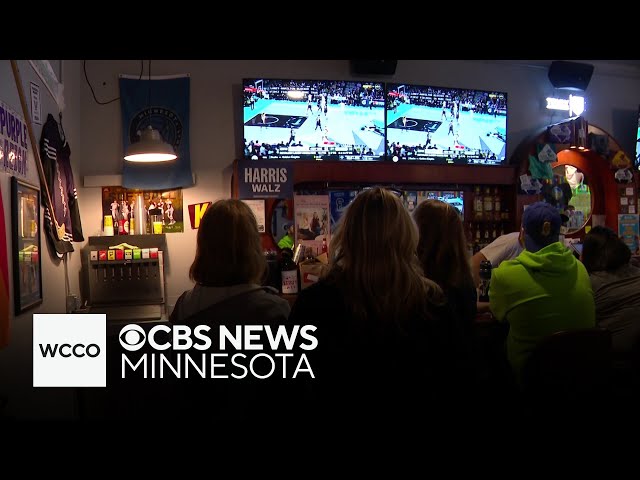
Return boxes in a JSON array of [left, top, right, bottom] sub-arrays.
[[33, 314, 107, 387]]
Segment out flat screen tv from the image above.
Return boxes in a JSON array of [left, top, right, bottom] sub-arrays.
[[243, 78, 385, 161], [386, 83, 507, 165]]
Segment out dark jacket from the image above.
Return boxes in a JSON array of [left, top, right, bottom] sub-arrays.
[[288, 279, 476, 427]]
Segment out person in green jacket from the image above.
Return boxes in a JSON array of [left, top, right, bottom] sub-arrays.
[[277, 222, 294, 250], [489, 201, 595, 384]]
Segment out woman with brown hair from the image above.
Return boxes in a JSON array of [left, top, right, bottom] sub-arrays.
[[289, 187, 467, 425], [170, 198, 290, 324], [413, 199, 477, 326]]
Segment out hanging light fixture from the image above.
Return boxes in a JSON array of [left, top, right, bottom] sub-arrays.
[[124, 60, 177, 163]]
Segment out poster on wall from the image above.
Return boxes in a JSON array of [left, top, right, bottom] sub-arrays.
[[238, 159, 293, 199], [0, 99, 29, 178], [102, 186, 184, 234], [30, 82, 42, 125], [242, 199, 266, 233], [188, 201, 212, 230], [618, 214, 639, 254], [294, 194, 330, 255]]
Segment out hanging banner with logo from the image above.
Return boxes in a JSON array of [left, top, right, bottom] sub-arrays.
[[188, 201, 212, 229], [237, 160, 293, 199], [618, 214, 639, 254], [119, 74, 193, 190], [0, 99, 29, 178]]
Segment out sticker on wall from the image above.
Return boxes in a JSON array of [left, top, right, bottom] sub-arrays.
[[188, 202, 212, 230], [614, 168, 634, 183], [241, 199, 266, 233], [547, 123, 572, 144], [589, 133, 609, 156], [519, 174, 542, 195], [537, 143, 557, 163], [611, 150, 632, 169]]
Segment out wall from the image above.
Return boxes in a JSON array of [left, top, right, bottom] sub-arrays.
[[2, 58, 639, 419], [0, 60, 84, 419]]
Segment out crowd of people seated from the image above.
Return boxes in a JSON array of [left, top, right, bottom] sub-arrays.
[[96, 192, 639, 429]]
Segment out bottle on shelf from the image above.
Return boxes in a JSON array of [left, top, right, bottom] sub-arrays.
[[280, 248, 299, 295], [321, 237, 328, 254], [474, 186, 483, 221], [493, 187, 502, 222], [483, 186, 494, 221]]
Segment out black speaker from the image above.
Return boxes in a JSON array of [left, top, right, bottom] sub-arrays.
[[548, 60, 594, 91], [350, 59, 397, 76]]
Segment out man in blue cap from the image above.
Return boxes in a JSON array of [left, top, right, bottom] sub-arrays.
[[488, 201, 595, 384]]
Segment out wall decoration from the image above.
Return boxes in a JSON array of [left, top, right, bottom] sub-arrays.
[[618, 214, 639, 254], [29, 82, 42, 125], [188, 201, 212, 229], [102, 186, 184, 234], [119, 74, 193, 190], [11, 177, 43, 314], [0, 99, 29, 178], [242, 199, 266, 233]]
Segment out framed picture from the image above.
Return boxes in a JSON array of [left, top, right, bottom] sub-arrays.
[[11, 177, 43, 314]]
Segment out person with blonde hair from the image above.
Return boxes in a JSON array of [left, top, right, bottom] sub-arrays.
[[289, 187, 467, 426]]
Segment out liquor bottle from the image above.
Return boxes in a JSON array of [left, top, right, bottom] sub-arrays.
[[483, 186, 493, 221], [478, 260, 492, 302], [493, 187, 502, 221], [120, 195, 130, 234], [474, 186, 483, 220], [129, 198, 136, 235], [280, 249, 299, 295], [116, 195, 126, 235], [321, 238, 328, 254]]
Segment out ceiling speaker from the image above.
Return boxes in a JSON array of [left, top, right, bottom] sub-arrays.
[[548, 61, 594, 91], [350, 60, 397, 76]]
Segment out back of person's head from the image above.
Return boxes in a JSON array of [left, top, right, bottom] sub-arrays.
[[329, 187, 443, 324], [189, 199, 266, 286], [581, 226, 631, 274], [522, 201, 562, 252], [413, 199, 473, 291]]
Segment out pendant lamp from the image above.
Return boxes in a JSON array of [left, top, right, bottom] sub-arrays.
[[124, 60, 177, 163]]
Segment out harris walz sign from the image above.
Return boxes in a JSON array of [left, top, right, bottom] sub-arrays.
[[238, 160, 292, 199]]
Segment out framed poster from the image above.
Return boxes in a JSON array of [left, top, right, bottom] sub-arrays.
[[11, 177, 43, 314]]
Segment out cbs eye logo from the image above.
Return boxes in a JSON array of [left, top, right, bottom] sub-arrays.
[[119, 324, 146, 351]]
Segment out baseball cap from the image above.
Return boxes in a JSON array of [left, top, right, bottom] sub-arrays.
[[522, 201, 563, 251]]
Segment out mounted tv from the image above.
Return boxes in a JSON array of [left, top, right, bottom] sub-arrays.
[[243, 78, 385, 161], [386, 83, 507, 165]]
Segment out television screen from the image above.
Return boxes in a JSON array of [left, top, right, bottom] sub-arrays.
[[386, 83, 507, 165], [243, 78, 385, 161], [635, 105, 640, 170]]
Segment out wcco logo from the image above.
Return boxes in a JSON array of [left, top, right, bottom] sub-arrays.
[[33, 314, 106, 387]]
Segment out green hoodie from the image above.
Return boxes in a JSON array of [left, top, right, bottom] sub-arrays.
[[489, 241, 595, 381]]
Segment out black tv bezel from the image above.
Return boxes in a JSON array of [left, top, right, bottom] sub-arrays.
[[242, 77, 387, 162], [384, 81, 508, 166]]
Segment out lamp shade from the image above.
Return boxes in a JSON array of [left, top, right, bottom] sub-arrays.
[[124, 125, 177, 162]]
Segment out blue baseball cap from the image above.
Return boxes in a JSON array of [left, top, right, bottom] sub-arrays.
[[522, 201, 562, 252]]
